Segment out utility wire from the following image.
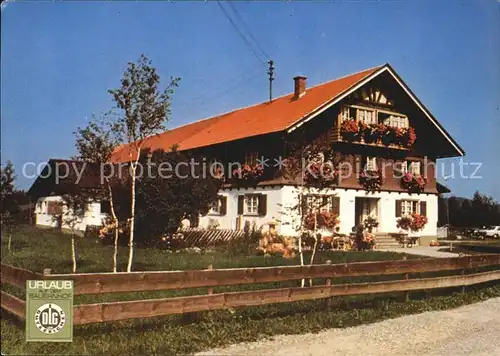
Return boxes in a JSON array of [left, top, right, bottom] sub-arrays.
[[216, 1, 267, 67], [227, 2, 270, 61], [175, 69, 263, 111]]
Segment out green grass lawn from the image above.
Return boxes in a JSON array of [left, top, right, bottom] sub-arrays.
[[2, 225, 499, 355], [1, 225, 418, 274]]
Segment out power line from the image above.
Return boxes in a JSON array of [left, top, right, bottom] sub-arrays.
[[216, 1, 267, 67], [227, 2, 270, 61], [175, 69, 263, 111]]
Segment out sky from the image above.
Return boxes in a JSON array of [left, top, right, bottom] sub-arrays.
[[1, 0, 499, 200]]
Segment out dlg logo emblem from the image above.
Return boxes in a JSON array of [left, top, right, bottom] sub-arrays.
[[35, 303, 66, 334], [26, 280, 73, 342]]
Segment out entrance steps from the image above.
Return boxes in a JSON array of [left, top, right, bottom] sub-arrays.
[[374, 233, 401, 248]]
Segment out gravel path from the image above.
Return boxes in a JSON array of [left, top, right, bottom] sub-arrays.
[[197, 298, 500, 356]]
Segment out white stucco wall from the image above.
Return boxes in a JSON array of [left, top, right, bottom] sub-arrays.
[[35, 196, 104, 231], [198, 186, 284, 231], [199, 186, 438, 237]]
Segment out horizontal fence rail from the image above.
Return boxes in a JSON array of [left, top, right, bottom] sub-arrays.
[[72, 270, 500, 324], [0, 291, 26, 320], [43, 254, 500, 295], [2, 254, 500, 324], [0, 264, 43, 290]]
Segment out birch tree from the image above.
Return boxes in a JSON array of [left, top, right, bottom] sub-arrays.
[[74, 116, 122, 272], [55, 194, 91, 273], [282, 135, 343, 286], [108, 55, 180, 272]]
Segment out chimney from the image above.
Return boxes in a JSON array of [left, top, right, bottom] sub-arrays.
[[293, 75, 307, 99]]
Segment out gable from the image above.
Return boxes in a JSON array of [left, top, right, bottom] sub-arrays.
[[288, 64, 464, 158]]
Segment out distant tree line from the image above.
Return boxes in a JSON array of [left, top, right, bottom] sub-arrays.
[[438, 191, 500, 228]]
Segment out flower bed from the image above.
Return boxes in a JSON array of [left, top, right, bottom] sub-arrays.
[[359, 169, 383, 193], [401, 172, 427, 193]]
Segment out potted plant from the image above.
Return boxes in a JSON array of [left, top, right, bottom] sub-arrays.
[[359, 169, 383, 193], [231, 163, 264, 184], [361, 123, 382, 144], [362, 216, 379, 233], [396, 213, 428, 246], [381, 125, 397, 146], [340, 119, 361, 142], [304, 161, 338, 186], [395, 127, 417, 148], [401, 172, 427, 193]]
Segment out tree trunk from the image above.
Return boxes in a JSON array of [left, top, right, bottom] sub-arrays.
[[106, 181, 120, 273], [309, 210, 319, 286], [8, 232, 12, 253], [126, 157, 139, 273], [71, 233, 77, 273]]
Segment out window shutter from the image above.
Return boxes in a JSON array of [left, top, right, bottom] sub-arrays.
[[301, 195, 308, 216], [237, 195, 244, 215], [331, 196, 340, 215], [258, 194, 267, 216], [395, 200, 402, 217], [420, 201, 427, 217], [220, 196, 227, 215]]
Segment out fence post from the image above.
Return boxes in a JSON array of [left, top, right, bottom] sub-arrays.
[[207, 264, 213, 295], [325, 260, 332, 311], [404, 273, 410, 302]]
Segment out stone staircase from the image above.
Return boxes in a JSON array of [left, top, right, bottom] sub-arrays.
[[374, 233, 401, 248]]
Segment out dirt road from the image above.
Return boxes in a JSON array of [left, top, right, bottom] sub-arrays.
[[198, 298, 500, 356]]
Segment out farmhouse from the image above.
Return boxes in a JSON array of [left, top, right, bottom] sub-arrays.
[[29, 64, 463, 239]]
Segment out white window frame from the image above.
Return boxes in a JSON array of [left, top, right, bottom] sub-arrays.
[[209, 199, 222, 215], [401, 200, 420, 216], [410, 161, 421, 175], [341, 105, 353, 122], [365, 157, 377, 171], [357, 108, 377, 125], [244, 195, 259, 215], [401, 161, 408, 174]]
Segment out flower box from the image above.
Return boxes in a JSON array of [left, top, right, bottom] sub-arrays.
[[359, 169, 383, 193], [401, 172, 427, 193]]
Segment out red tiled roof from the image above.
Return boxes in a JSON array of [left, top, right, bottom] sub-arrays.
[[111, 66, 381, 162]]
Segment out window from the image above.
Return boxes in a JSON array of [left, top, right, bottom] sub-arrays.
[[341, 105, 354, 121], [401, 200, 419, 216], [379, 111, 408, 128], [209, 196, 227, 215], [397, 200, 427, 217], [302, 195, 340, 215], [238, 194, 266, 216], [365, 157, 377, 171], [410, 161, 421, 175], [244, 195, 259, 215], [401, 161, 408, 174], [358, 109, 376, 125], [245, 151, 258, 166]]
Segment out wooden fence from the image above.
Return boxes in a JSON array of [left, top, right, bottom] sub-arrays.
[[1, 254, 499, 325], [177, 228, 244, 247]]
